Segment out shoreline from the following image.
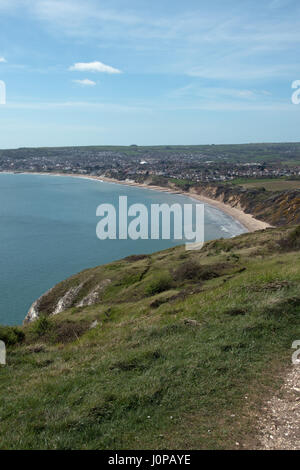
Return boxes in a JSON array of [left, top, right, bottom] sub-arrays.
[[99, 176, 270, 232], [1, 171, 271, 233]]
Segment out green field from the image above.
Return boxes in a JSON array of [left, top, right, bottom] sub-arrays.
[[0, 226, 300, 449], [230, 178, 300, 191]]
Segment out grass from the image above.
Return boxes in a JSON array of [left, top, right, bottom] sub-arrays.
[[0, 325, 25, 346], [145, 273, 173, 296], [230, 177, 300, 191], [0, 226, 300, 449]]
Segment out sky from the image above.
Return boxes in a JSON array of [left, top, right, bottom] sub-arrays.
[[0, 0, 300, 148]]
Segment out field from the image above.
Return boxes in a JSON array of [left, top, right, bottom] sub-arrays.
[[0, 226, 300, 449], [230, 178, 300, 191]]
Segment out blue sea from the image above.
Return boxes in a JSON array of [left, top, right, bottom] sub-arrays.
[[0, 173, 246, 325]]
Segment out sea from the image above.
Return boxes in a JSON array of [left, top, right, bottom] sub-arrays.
[[0, 173, 246, 325]]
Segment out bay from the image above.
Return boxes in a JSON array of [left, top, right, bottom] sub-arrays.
[[0, 173, 245, 325]]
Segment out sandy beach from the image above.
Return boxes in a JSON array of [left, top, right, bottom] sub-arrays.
[[89, 175, 271, 233], [2, 171, 271, 233]]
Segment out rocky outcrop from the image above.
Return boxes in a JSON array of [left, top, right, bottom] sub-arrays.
[[76, 279, 111, 307], [24, 286, 56, 323], [53, 283, 85, 315], [24, 278, 112, 323]]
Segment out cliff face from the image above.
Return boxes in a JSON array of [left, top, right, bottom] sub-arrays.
[[24, 278, 112, 323], [192, 184, 300, 227]]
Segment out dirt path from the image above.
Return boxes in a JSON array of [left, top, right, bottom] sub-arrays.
[[257, 365, 300, 450]]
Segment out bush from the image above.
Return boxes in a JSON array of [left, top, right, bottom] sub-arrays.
[[0, 326, 25, 346], [118, 272, 143, 287], [173, 261, 201, 281], [124, 254, 149, 262], [31, 315, 53, 338], [53, 321, 89, 344], [173, 260, 218, 282], [145, 274, 173, 296], [278, 225, 300, 251]]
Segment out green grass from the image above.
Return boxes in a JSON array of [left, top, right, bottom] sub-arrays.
[[230, 177, 300, 191], [0, 226, 300, 449]]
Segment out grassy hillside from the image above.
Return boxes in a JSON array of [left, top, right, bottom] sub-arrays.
[[0, 226, 300, 449], [229, 178, 300, 191]]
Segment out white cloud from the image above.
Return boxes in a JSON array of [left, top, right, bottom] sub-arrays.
[[1, 1, 300, 82], [73, 78, 96, 86], [0, 57, 6, 63], [69, 61, 121, 74]]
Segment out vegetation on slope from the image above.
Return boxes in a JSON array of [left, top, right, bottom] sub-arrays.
[[0, 227, 300, 449], [192, 183, 300, 226]]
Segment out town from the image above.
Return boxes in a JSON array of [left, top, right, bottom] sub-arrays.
[[1, 142, 300, 183]]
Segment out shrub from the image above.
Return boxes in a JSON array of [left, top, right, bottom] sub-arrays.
[[54, 321, 89, 344], [173, 260, 219, 282], [124, 254, 149, 262], [118, 272, 143, 287], [31, 315, 53, 338], [278, 225, 300, 251], [173, 261, 202, 281], [145, 273, 173, 296], [0, 326, 25, 346]]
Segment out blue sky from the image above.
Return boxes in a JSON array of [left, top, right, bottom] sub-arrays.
[[0, 0, 300, 147]]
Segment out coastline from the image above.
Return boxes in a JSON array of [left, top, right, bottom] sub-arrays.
[[1, 171, 271, 232], [99, 176, 271, 232]]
